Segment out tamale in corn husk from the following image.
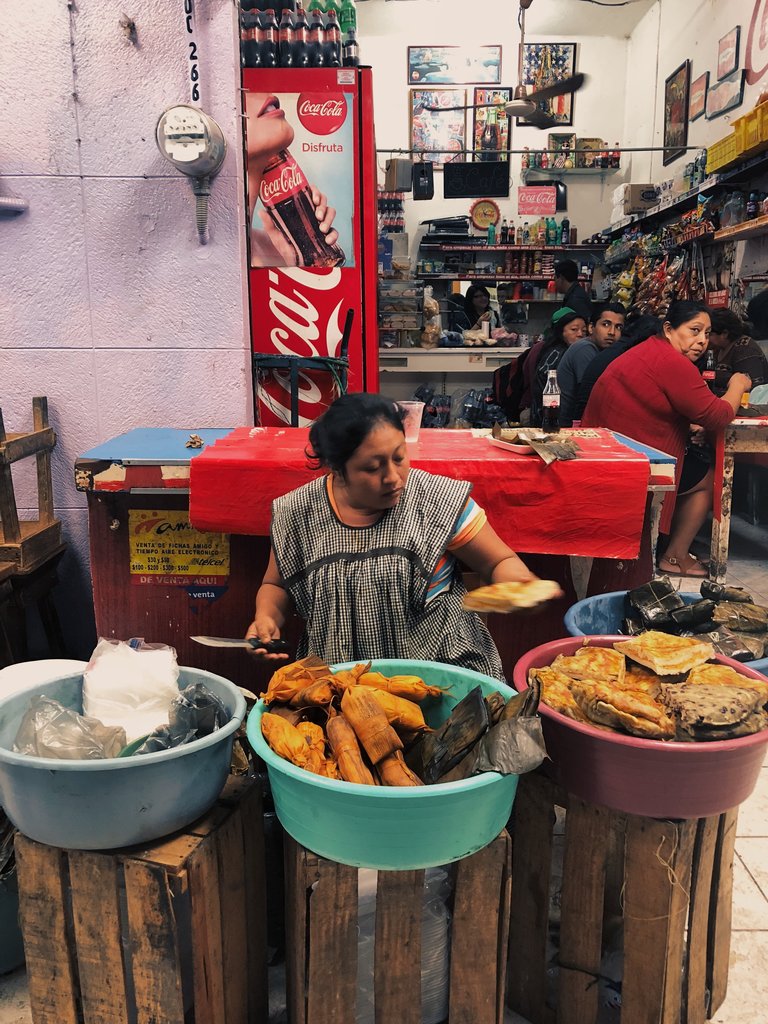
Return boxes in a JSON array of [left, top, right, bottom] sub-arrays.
[[353, 671, 444, 702], [341, 687, 403, 764], [261, 713, 323, 774], [261, 656, 332, 705], [326, 713, 375, 785], [377, 751, 424, 787], [365, 688, 432, 732]]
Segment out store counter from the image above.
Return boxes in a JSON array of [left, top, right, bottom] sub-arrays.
[[76, 427, 673, 683], [711, 415, 768, 581]]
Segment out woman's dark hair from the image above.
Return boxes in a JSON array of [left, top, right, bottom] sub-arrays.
[[307, 393, 405, 474], [463, 284, 491, 320], [709, 308, 745, 341], [621, 314, 662, 347], [663, 299, 710, 329]]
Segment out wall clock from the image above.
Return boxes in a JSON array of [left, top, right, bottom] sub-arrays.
[[469, 198, 501, 231]]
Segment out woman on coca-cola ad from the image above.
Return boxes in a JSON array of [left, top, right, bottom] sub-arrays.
[[245, 92, 343, 268]]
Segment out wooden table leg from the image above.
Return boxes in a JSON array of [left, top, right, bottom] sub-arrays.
[[710, 453, 734, 584]]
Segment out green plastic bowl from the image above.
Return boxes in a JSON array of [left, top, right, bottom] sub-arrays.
[[246, 659, 519, 870]]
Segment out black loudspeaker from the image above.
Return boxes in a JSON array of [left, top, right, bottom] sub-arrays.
[[412, 162, 434, 200]]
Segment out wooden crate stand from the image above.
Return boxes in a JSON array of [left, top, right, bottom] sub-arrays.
[[15, 775, 268, 1024], [507, 772, 738, 1024], [0, 397, 62, 572], [283, 830, 512, 1024]]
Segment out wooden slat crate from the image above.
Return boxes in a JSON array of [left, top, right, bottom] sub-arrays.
[[15, 775, 268, 1024], [507, 772, 738, 1024], [283, 830, 512, 1024], [0, 397, 61, 572]]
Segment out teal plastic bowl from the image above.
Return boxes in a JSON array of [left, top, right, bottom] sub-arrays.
[[246, 659, 519, 870], [0, 668, 246, 850]]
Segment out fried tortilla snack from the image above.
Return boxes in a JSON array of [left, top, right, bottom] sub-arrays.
[[528, 666, 590, 723], [463, 579, 563, 613], [685, 663, 768, 703], [552, 646, 626, 686], [660, 682, 768, 740], [570, 679, 676, 739], [613, 631, 714, 675]]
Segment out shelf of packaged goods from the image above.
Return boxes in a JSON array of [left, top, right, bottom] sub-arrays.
[[378, 346, 526, 374], [521, 167, 620, 183], [420, 273, 556, 281], [419, 243, 607, 252], [713, 214, 768, 243], [606, 150, 768, 236]]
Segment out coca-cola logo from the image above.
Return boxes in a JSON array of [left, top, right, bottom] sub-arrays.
[[296, 92, 347, 136], [260, 159, 307, 205], [518, 186, 557, 214]]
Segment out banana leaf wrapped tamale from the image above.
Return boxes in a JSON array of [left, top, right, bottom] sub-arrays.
[[627, 577, 685, 628], [621, 613, 646, 635], [407, 686, 490, 785], [669, 600, 717, 628], [700, 580, 754, 604], [712, 601, 768, 634], [695, 629, 760, 663]]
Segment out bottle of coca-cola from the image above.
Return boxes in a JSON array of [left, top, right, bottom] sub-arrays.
[[241, 10, 261, 67], [278, 8, 294, 66], [292, 3, 310, 67], [342, 28, 359, 66], [261, 8, 278, 67], [260, 150, 346, 268], [308, 8, 325, 66], [324, 9, 341, 66]]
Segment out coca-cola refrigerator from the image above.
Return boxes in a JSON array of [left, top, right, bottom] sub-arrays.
[[243, 67, 380, 425]]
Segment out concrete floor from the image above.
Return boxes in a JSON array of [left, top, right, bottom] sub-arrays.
[[1, 516, 766, 1023]]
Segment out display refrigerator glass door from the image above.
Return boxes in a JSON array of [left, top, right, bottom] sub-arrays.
[[244, 68, 379, 426]]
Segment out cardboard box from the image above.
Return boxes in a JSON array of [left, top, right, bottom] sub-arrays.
[[612, 183, 659, 213]]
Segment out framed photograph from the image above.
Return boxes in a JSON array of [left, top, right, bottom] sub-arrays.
[[407, 46, 502, 85], [689, 71, 709, 121], [472, 88, 511, 162], [410, 89, 467, 165], [663, 60, 690, 166], [548, 132, 577, 168], [706, 70, 745, 119], [518, 43, 576, 127], [717, 27, 741, 81]]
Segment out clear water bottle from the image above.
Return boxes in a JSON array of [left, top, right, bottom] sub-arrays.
[[542, 369, 561, 432]]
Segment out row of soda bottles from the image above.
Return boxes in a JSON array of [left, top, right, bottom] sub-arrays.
[[241, 0, 360, 69], [522, 146, 621, 171], [487, 217, 575, 247]]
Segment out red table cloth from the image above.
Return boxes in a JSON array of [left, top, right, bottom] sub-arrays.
[[189, 428, 651, 560]]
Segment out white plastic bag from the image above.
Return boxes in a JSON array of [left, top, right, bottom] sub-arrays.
[[82, 638, 180, 743]]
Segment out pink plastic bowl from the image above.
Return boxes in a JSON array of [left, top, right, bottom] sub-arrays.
[[513, 636, 768, 819]]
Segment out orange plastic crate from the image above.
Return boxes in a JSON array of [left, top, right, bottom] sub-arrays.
[[706, 132, 739, 173]]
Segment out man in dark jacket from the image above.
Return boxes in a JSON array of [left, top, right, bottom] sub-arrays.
[[554, 259, 593, 323]]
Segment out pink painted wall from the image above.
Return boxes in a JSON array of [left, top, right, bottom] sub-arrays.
[[1, 0, 251, 655]]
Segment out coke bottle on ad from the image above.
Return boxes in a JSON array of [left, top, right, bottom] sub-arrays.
[[260, 150, 346, 268]]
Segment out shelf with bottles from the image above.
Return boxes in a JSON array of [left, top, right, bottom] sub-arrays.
[[520, 167, 620, 184], [240, 0, 360, 70], [418, 243, 607, 253], [714, 212, 768, 243], [378, 190, 405, 233]]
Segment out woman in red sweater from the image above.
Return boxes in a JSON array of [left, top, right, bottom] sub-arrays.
[[582, 300, 751, 577]]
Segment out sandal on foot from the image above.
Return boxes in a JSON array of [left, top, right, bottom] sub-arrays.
[[658, 554, 708, 578]]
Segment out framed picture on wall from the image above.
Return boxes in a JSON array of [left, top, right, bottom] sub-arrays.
[[689, 71, 709, 121], [717, 27, 741, 81], [518, 42, 577, 127], [706, 70, 745, 119], [663, 60, 690, 166], [407, 46, 502, 85], [410, 89, 467, 164], [472, 89, 511, 162]]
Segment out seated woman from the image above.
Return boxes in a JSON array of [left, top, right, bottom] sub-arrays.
[[527, 307, 587, 427], [699, 308, 768, 395], [450, 284, 501, 334], [245, 393, 539, 679], [582, 300, 751, 577]]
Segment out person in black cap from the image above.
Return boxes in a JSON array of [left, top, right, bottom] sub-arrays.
[[553, 259, 593, 323]]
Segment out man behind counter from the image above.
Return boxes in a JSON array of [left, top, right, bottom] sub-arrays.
[[554, 259, 593, 323], [556, 302, 626, 426]]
